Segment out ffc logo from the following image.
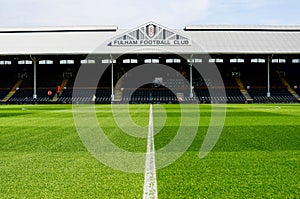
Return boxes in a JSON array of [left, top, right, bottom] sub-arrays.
[[148, 24, 155, 38]]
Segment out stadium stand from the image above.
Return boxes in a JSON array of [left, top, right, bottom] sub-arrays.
[[0, 58, 299, 104], [0, 23, 300, 104]]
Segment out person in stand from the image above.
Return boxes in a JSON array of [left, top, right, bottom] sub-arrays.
[[56, 85, 61, 97]]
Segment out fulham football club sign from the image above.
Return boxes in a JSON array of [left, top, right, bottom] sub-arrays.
[[110, 22, 191, 46]]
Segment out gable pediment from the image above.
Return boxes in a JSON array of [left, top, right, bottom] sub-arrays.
[[110, 22, 191, 46]]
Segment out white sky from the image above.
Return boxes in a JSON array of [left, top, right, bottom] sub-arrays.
[[0, 0, 299, 29]]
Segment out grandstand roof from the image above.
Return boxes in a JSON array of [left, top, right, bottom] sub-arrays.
[[0, 23, 300, 55]]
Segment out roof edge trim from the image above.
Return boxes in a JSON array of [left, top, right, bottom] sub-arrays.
[[0, 25, 118, 33], [184, 25, 300, 32]]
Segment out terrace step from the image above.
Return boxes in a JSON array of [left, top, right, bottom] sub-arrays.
[[276, 71, 300, 101], [1, 79, 23, 102], [113, 75, 124, 102], [51, 79, 68, 102], [235, 78, 253, 103]]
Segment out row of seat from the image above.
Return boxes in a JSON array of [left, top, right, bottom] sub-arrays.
[[164, 78, 187, 88], [193, 88, 246, 103], [7, 89, 54, 103], [57, 89, 111, 104], [4, 88, 111, 104], [2, 87, 300, 104], [248, 88, 298, 103], [122, 89, 178, 103]]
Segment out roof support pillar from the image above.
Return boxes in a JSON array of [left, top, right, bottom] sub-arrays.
[[189, 62, 193, 98], [189, 55, 194, 98], [110, 55, 115, 102], [31, 56, 37, 99], [267, 55, 273, 98]]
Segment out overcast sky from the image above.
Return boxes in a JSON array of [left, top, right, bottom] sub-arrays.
[[0, 0, 299, 29]]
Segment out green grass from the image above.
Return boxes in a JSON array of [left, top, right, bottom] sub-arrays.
[[0, 104, 299, 198]]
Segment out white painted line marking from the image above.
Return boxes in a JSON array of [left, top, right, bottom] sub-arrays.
[[248, 106, 281, 111], [143, 104, 158, 199]]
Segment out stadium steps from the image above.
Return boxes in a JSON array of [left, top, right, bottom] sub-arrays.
[[276, 71, 300, 102], [176, 92, 184, 102], [1, 79, 23, 102], [113, 76, 124, 103], [235, 78, 253, 103], [51, 79, 69, 102], [114, 90, 122, 102]]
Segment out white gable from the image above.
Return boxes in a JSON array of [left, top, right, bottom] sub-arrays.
[[109, 22, 191, 46]]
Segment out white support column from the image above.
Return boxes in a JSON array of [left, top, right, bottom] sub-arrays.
[[111, 56, 115, 102], [267, 56, 271, 97], [189, 63, 193, 98], [33, 56, 37, 99]]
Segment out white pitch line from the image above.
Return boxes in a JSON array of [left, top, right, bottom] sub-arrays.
[[143, 104, 158, 199]]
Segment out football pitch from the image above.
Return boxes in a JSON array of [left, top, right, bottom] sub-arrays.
[[0, 104, 299, 198]]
